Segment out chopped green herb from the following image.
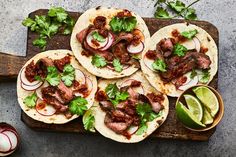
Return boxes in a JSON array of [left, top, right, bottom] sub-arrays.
[[91, 55, 107, 68], [181, 29, 198, 39], [154, 7, 172, 19], [184, 8, 197, 20], [136, 124, 148, 135], [61, 64, 75, 87], [48, 7, 68, 22], [45, 66, 60, 86], [190, 69, 197, 79], [92, 31, 106, 42], [109, 16, 137, 33], [34, 75, 42, 81], [69, 96, 88, 115], [173, 43, 187, 56], [33, 38, 47, 50], [152, 59, 167, 72], [82, 110, 95, 132], [23, 93, 37, 108], [168, 0, 186, 13], [199, 70, 210, 83], [105, 84, 119, 99], [112, 59, 123, 72]]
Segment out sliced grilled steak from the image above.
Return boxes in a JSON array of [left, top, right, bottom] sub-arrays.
[[54, 56, 71, 72], [25, 61, 37, 82], [113, 43, 131, 64], [57, 81, 74, 103]]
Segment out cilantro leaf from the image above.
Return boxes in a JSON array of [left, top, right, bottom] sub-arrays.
[[105, 84, 119, 99], [136, 124, 148, 135], [173, 43, 187, 56], [199, 70, 210, 83], [154, 7, 172, 19], [34, 75, 42, 81], [136, 103, 153, 117], [152, 59, 167, 72], [23, 93, 37, 108], [168, 0, 186, 13], [113, 59, 123, 72], [83, 110, 95, 132], [35, 15, 50, 30], [109, 16, 137, 33], [33, 38, 47, 50], [61, 64, 75, 87], [181, 29, 198, 39], [69, 96, 88, 115], [109, 91, 129, 106], [91, 55, 107, 68], [48, 7, 68, 22], [184, 8, 197, 20], [46, 66, 60, 86], [22, 18, 38, 31], [190, 69, 197, 79], [92, 31, 106, 42]]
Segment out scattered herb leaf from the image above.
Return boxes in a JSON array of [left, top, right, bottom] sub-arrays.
[[69, 96, 88, 115], [173, 43, 187, 56], [83, 110, 95, 132], [152, 59, 167, 72], [92, 31, 106, 42], [199, 69, 210, 83], [190, 69, 197, 79], [91, 55, 107, 68], [154, 7, 172, 19], [109, 16, 137, 33], [181, 29, 198, 39], [23, 93, 37, 108], [46, 66, 60, 86], [113, 59, 123, 72], [61, 64, 75, 87]]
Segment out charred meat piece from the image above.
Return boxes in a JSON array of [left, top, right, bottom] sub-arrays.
[[93, 16, 106, 29], [57, 81, 74, 103], [130, 80, 141, 87], [184, 51, 211, 69], [81, 50, 93, 57], [116, 10, 132, 18], [113, 43, 131, 64], [99, 101, 114, 111], [35, 57, 54, 78], [98, 28, 109, 38], [113, 32, 133, 45], [95, 90, 107, 101], [54, 56, 71, 72], [25, 61, 37, 82], [157, 38, 174, 58], [145, 50, 157, 60], [76, 28, 89, 43]]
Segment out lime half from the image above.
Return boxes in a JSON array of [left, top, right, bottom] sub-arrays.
[[193, 86, 219, 117], [184, 94, 203, 121], [202, 106, 214, 125], [176, 102, 206, 129]]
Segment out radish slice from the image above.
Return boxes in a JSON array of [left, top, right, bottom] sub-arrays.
[[193, 37, 201, 52], [36, 81, 49, 100], [75, 69, 86, 85], [2, 131, 17, 150], [36, 99, 56, 116], [99, 33, 114, 51], [20, 67, 40, 86], [74, 77, 93, 98], [21, 81, 43, 91], [127, 41, 144, 54], [143, 55, 155, 72], [127, 125, 139, 135], [0, 133, 11, 153], [178, 74, 198, 91], [120, 79, 144, 95], [86, 30, 109, 50], [182, 39, 195, 50]]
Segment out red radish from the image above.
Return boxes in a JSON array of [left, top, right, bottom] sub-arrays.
[[36, 81, 49, 100], [20, 67, 40, 86], [120, 79, 144, 95], [99, 33, 114, 51], [127, 41, 144, 54], [21, 81, 43, 91], [36, 99, 56, 116], [0, 123, 19, 156], [193, 37, 201, 52], [75, 69, 86, 85], [74, 77, 93, 98], [86, 30, 109, 50], [127, 125, 139, 135], [143, 55, 155, 72]]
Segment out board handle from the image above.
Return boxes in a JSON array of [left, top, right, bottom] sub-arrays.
[[0, 52, 27, 81]]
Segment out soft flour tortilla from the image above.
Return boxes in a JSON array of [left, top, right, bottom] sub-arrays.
[[17, 50, 97, 124], [70, 7, 150, 79], [93, 71, 169, 143], [141, 23, 218, 97]]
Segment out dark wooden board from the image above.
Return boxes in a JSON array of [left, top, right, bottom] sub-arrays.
[[1, 9, 219, 141]]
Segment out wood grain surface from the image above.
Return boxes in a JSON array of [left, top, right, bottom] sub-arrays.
[[1, 9, 219, 141]]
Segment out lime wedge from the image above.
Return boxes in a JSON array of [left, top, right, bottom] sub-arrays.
[[202, 106, 214, 125], [176, 102, 206, 129], [193, 86, 219, 117], [184, 94, 203, 121]]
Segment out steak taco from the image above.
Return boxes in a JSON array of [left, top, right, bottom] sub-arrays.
[[93, 71, 169, 143], [70, 7, 150, 79], [17, 50, 97, 124], [141, 23, 218, 97]]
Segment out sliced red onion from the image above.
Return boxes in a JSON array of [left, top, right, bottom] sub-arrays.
[[2, 131, 17, 151], [127, 41, 144, 54], [99, 32, 114, 51], [75, 69, 86, 85], [86, 30, 109, 50], [20, 67, 40, 86], [35, 99, 56, 116], [193, 37, 201, 52], [0, 133, 11, 153], [21, 81, 43, 91], [127, 125, 139, 135]]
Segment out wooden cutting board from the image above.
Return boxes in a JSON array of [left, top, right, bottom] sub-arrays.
[[0, 9, 219, 141]]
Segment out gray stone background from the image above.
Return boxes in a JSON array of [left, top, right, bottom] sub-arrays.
[[0, 0, 235, 156]]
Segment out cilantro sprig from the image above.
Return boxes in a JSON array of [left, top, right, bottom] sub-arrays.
[[23, 93, 37, 108], [105, 84, 129, 106], [199, 69, 210, 83], [154, 0, 200, 20], [91, 55, 107, 68], [152, 59, 167, 72], [92, 31, 106, 42], [69, 96, 88, 115], [173, 43, 187, 56], [45, 66, 60, 86], [109, 16, 137, 33], [22, 7, 75, 50], [61, 64, 75, 87], [136, 103, 162, 135], [181, 29, 198, 39], [83, 109, 95, 132], [112, 59, 123, 72]]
